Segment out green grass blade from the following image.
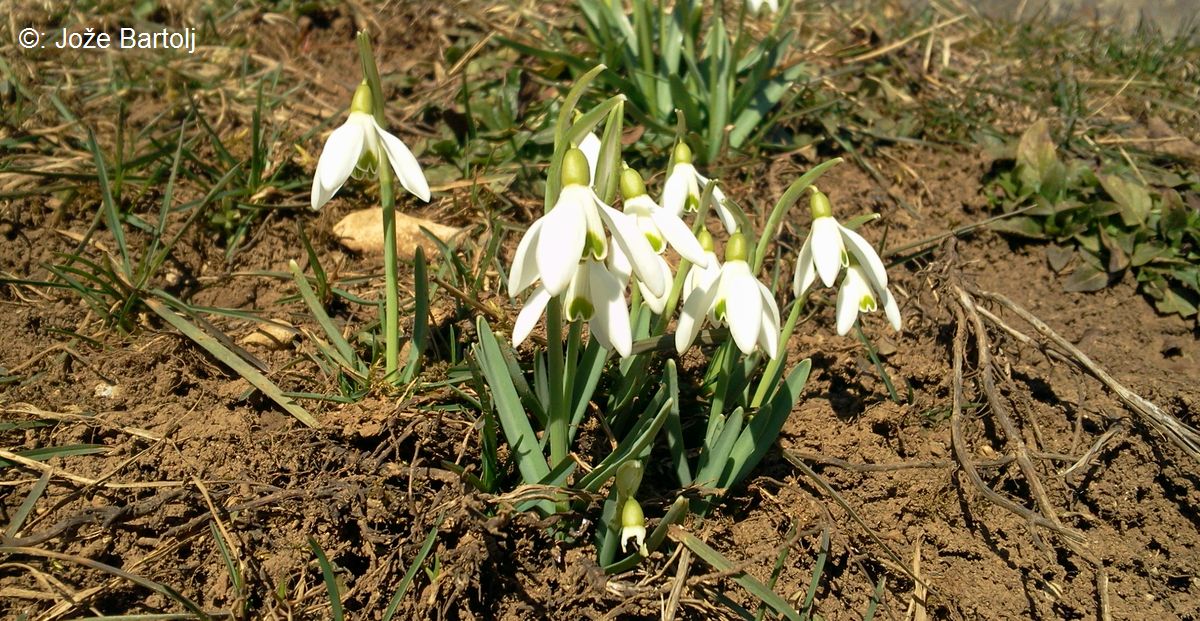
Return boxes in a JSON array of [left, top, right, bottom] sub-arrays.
[[85, 129, 130, 279], [670, 527, 801, 621], [402, 245, 430, 384], [5, 472, 50, 539], [382, 512, 446, 621], [473, 318, 550, 484], [209, 522, 244, 610], [802, 528, 830, 615], [0, 444, 107, 468], [289, 260, 358, 371], [144, 296, 319, 428], [307, 538, 344, 621]]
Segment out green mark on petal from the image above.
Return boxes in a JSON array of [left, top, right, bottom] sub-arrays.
[[586, 231, 607, 260], [646, 231, 665, 253], [568, 296, 595, 321], [715, 298, 727, 321], [858, 294, 877, 313]]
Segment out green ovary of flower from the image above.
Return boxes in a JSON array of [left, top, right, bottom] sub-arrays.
[[562, 148, 591, 187]]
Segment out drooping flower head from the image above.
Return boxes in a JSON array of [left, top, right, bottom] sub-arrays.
[[311, 81, 430, 210], [508, 148, 667, 300], [793, 187, 901, 334], [619, 167, 708, 265], [676, 231, 781, 358], [661, 141, 738, 233]]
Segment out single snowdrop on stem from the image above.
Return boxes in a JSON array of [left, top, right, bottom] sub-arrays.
[[793, 187, 901, 334], [676, 231, 780, 358], [745, 0, 779, 15], [310, 81, 430, 210], [508, 148, 667, 300], [660, 141, 738, 233]]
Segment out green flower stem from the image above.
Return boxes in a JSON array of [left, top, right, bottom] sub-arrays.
[[357, 32, 401, 382], [750, 294, 805, 409], [547, 297, 568, 469], [855, 323, 900, 403]]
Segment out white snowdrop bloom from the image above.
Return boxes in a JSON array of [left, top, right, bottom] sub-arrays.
[[512, 258, 633, 357], [660, 141, 739, 233], [835, 261, 902, 336], [311, 81, 430, 210], [746, 0, 779, 14], [619, 167, 708, 266], [676, 232, 781, 358], [508, 148, 667, 300], [793, 187, 901, 334]]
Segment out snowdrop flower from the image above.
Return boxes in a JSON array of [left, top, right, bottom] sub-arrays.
[[311, 81, 430, 210], [793, 187, 901, 334], [508, 148, 667, 300], [836, 259, 902, 335], [676, 232, 781, 358], [621, 497, 648, 557], [793, 188, 890, 295], [620, 167, 709, 266], [661, 141, 738, 233], [746, 0, 779, 14], [512, 258, 634, 356]]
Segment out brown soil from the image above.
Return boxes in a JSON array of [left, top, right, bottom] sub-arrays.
[[3, 2, 1198, 620]]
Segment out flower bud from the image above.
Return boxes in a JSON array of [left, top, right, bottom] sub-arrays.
[[615, 460, 644, 499], [621, 497, 648, 557]]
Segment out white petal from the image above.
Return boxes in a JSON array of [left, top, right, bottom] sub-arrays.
[[792, 232, 817, 297], [638, 254, 672, 314], [509, 219, 543, 296], [375, 121, 431, 202], [661, 168, 690, 216], [536, 196, 587, 296], [882, 288, 902, 332], [835, 269, 872, 336], [810, 217, 844, 288], [512, 286, 551, 348], [756, 282, 781, 359], [579, 133, 601, 185], [721, 262, 764, 356], [839, 223, 889, 293], [311, 120, 365, 210], [650, 209, 707, 266], [697, 174, 737, 233], [607, 241, 632, 285], [599, 204, 666, 297], [589, 263, 632, 357], [675, 278, 719, 354]]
